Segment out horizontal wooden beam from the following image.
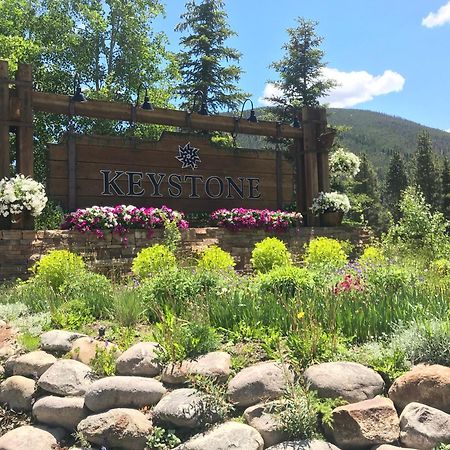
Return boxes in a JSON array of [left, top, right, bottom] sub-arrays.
[[29, 91, 304, 139]]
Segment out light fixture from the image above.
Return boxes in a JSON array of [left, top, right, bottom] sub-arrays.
[[239, 99, 258, 123], [71, 74, 87, 102], [191, 90, 208, 115], [141, 89, 153, 110], [283, 105, 300, 128]]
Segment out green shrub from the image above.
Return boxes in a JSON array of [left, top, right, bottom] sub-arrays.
[[258, 265, 313, 298], [358, 245, 385, 267], [113, 287, 146, 326], [251, 237, 292, 273], [12, 278, 60, 313], [146, 427, 181, 450], [34, 200, 64, 230], [50, 299, 94, 330], [303, 237, 348, 269], [31, 250, 86, 290], [132, 244, 176, 279], [430, 258, 450, 276], [197, 246, 235, 272]]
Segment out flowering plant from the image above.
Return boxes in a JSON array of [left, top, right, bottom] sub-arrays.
[[61, 205, 189, 239], [0, 174, 48, 218], [311, 192, 350, 215], [210, 208, 302, 232], [333, 273, 364, 295], [329, 148, 360, 181]]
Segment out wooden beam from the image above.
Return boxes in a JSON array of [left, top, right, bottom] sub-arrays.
[[0, 61, 9, 180], [317, 109, 332, 193], [31, 91, 305, 139]]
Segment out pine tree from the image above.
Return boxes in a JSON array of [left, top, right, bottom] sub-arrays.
[[268, 17, 336, 109], [384, 151, 408, 220], [175, 0, 247, 113], [414, 130, 441, 210], [442, 157, 450, 221]]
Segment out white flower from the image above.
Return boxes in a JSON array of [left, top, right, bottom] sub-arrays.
[[329, 148, 360, 181], [311, 191, 351, 215]]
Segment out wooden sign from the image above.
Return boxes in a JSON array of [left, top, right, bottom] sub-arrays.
[[47, 132, 295, 212]]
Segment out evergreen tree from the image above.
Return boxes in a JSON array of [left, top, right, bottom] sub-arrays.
[[442, 157, 450, 221], [384, 151, 408, 220], [414, 130, 441, 210], [268, 17, 336, 109], [175, 0, 247, 113]]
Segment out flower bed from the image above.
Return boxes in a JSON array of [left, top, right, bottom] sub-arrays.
[[61, 205, 189, 238], [210, 208, 303, 232]]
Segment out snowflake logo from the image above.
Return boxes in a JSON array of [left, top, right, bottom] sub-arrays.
[[176, 142, 201, 170]]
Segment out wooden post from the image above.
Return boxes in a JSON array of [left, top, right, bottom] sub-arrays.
[[293, 138, 306, 215], [67, 133, 77, 212], [276, 150, 283, 209], [0, 61, 9, 180], [317, 109, 331, 192]]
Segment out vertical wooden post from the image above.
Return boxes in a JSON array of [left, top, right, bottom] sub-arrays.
[[0, 61, 10, 180], [68, 133, 77, 211], [276, 150, 283, 209], [317, 109, 330, 193], [293, 138, 306, 215], [15, 63, 33, 177]]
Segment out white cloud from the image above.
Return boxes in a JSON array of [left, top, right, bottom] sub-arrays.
[[446, 129, 450, 133], [422, 1, 450, 27], [259, 68, 405, 108]]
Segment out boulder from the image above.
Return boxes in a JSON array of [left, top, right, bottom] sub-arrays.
[[37, 359, 93, 396], [33, 396, 88, 430], [40, 330, 86, 353], [77, 408, 152, 450], [0, 375, 35, 411], [266, 440, 341, 450], [3, 355, 18, 377], [0, 425, 66, 450], [227, 361, 294, 407], [303, 361, 385, 402], [389, 364, 450, 413], [162, 351, 231, 385], [0, 364, 4, 378], [116, 342, 162, 377], [372, 446, 418, 450], [174, 421, 264, 450], [399, 402, 450, 449], [84, 375, 166, 412], [13, 350, 57, 379], [244, 402, 289, 448], [153, 388, 217, 429], [69, 336, 119, 365], [326, 397, 400, 449]]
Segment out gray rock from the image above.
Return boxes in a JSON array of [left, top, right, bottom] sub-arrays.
[[3, 355, 18, 377], [266, 439, 341, 450], [372, 446, 418, 450], [303, 361, 385, 402], [326, 396, 400, 449], [40, 330, 86, 353], [153, 388, 217, 429], [227, 361, 294, 407], [77, 408, 152, 450], [37, 359, 94, 396], [0, 375, 35, 411], [84, 375, 166, 412], [33, 396, 88, 430], [162, 351, 231, 385], [69, 336, 119, 365], [0, 425, 66, 450], [13, 350, 57, 379], [0, 364, 4, 378], [244, 402, 289, 448], [174, 421, 264, 450], [116, 342, 161, 376], [399, 402, 450, 449]]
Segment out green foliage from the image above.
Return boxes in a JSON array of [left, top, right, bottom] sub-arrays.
[[113, 287, 146, 327], [442, 157, 450, 221], [90, 345, 117, 377], [50, 300, 95, 330], [258, 266, 313, 298], [251, 237, 292, 274], [303, 237, 348, 270], [17, 332, 41, 352], [132, 244, 177, 280], [197, 246, 235, 272], [430, 258, 450, 276], [146, 427, 181, 450], [384, 151, 408, 221], [31, 250, 86, 290], [12, 277, 59, 313], [34, 200, 64, 230], [163, 219, 182, 253], [358, 245, 385, 267]]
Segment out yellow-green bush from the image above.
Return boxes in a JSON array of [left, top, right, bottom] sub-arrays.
[[251, 237, 292, 274], [303, 237, 348, 269], [132, 244, 176, 279], [258, 265, 313, 297], [358, 245, 385, 267], [197, 245, 235, 272]]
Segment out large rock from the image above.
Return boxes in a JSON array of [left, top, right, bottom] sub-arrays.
[[33, 396, 88, 430], [69, 336, 119, 365], [326, 397, 400, 449], [303, 361, 385, 402], [389, 364, 450, 413], [84, 375, 166, 412], [399, 402, 450, 449], [3, 355, 18, 377], [266, 440, 341, 450], [37, 359, 94, 396], [371, 446, 418, 450], [174, 421, 264, 450], [40, 330, 86, 354], [13, 351, 57, 379], [227, 361, 294, 407], [153, 388, 217, 429], [0, 425, 66, 450], [244, 402, 289, 448], [0, 375, 35, 411], [162, 352, 231, 385], [116, 342, 161, 377], [77, 408, 152, 450]]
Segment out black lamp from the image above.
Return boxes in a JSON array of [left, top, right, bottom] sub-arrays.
[[283, 104, 300, 128], [240, 99, 258, 123], [141, 89, 153, 110], [71, 74, 87, 102], [192, 90, 208, 115]]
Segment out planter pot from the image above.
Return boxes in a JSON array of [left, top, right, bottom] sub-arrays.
[[10, 210, 34, 230], [320, 211, 344, 227]]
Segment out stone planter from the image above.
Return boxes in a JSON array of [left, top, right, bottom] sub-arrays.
[[320, 211, 344, 227]]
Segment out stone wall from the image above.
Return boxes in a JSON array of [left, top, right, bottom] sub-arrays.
[[0, 226, 370, 281]]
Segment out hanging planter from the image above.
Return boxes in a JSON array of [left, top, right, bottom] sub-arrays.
[[320, 210, 344, 227], [311, 192, 350, 227]]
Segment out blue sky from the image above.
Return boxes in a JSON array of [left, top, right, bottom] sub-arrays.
[[155, 1, 450, 133]]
